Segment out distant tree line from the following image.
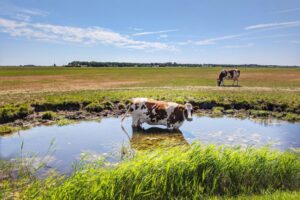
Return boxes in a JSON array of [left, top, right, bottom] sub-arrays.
[[66, 61, 299, 68]]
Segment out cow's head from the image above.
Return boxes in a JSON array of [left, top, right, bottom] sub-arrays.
[[184, 103, 193, 121]]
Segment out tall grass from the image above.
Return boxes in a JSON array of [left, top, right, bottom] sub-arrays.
[[18, 144, 299, 199]]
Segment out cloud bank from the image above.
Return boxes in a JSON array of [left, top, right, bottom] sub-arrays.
[[0, 18, 177, 51]]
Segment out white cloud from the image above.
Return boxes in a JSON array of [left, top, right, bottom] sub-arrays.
[[0, 2, 47, 22], [132, 29, 177, 36], [132, 27, 143, 31], [240, 33, 300, 41], [159, 34, 168, 38], [245, 21, 300, 30], [0, 18, 177, 51], [185, 34, 242, 46], [220, 43, 254, 49]]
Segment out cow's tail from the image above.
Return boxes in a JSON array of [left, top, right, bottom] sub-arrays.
[[121, 103, 131, 123]]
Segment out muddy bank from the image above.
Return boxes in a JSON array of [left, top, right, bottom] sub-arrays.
[[1, 98, 300, 135], [1, 102, 299, 135]]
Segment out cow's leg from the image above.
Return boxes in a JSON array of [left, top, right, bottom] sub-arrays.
[[131, 114, 140, 128], [167, 123, 173, 130]]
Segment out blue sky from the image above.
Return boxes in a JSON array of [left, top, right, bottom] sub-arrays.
[[0, 0, 300, 66]]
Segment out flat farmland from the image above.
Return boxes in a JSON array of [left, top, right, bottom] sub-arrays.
[[1, 67, 300, 93]]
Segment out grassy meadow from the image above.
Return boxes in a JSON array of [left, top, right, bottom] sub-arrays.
[[0, 67, 300, 125], [1, 66, 300, 199], [0, 67, 300, 92]]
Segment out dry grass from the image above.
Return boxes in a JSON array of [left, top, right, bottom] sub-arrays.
[[0, 67, 299, 93]]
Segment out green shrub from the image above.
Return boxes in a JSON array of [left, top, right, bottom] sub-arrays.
[[283, 113, 300, 122], [56, 118, 75, 126], [0, 104, 32, 123], [85, 102, 104, 112], [42, 111, 57, 120], [0, 125, 19, 135], [212, 106, 224, 116], [103, 101, 114, 110], [118, 103, 126, 110], [175, 97, 185, 104], [225, 109, 234, 114], [249, 110, 269, 117]]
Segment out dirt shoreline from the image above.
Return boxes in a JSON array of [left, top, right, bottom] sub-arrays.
[[1, 107, 298, 136]]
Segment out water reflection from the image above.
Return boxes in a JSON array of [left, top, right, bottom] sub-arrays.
[[130, 127, 188, 150]]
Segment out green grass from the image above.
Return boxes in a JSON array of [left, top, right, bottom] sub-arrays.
[[1, 87, 299, 124], [1, 67, 299, 198], [223, 190, 300, 200], [0, 67, 299, 123], [3, 144, 297, 199]]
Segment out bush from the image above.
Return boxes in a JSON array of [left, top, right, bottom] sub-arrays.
[[283, 113, 300, 121], [225, 109, 234, 115], [85, 102, 104, 112], [42, 111, 57, 120], [118, 103, 126, 110], [212, 106, 224, 116], [0, 104, 32, 124], [0, 125, 19, 135], [249, 110, 269, 117], [103, 101, 114, 110], [33, 101, 81, 112]]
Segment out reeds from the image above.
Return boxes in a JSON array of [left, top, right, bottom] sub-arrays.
[[19, 144, 299, 199]]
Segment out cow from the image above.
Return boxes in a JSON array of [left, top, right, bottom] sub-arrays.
[[217, 69, 240, 86], [121, 98, 193, 130]]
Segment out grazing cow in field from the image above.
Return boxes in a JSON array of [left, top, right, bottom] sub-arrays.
[[121, 98, 193, 130], [217, 69, 240, 86]]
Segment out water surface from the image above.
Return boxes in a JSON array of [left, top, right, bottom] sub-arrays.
[[0, 116, 299, 173]]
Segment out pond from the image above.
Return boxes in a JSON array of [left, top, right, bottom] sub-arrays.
[[0, 116, 299, 174]]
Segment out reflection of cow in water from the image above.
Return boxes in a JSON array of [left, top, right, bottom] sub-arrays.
[[130, 127, 188, 150], [217, 69, 240, 86]]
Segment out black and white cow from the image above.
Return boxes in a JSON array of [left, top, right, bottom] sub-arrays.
[[217, 69, 240, 86], [121, 98, 193, 129]]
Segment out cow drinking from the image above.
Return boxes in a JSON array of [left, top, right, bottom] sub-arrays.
[[121, 98, 193, 130]]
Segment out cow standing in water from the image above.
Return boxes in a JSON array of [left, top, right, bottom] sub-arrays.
[[121, 98, 193, 130], [217, 69, 240, 86]]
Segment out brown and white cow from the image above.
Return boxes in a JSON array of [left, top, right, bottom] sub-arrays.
[[217, 69, 240, 86], [121, 98, 193, 130]]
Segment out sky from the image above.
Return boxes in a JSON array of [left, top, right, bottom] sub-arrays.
[[0, 0, 300, 66]]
